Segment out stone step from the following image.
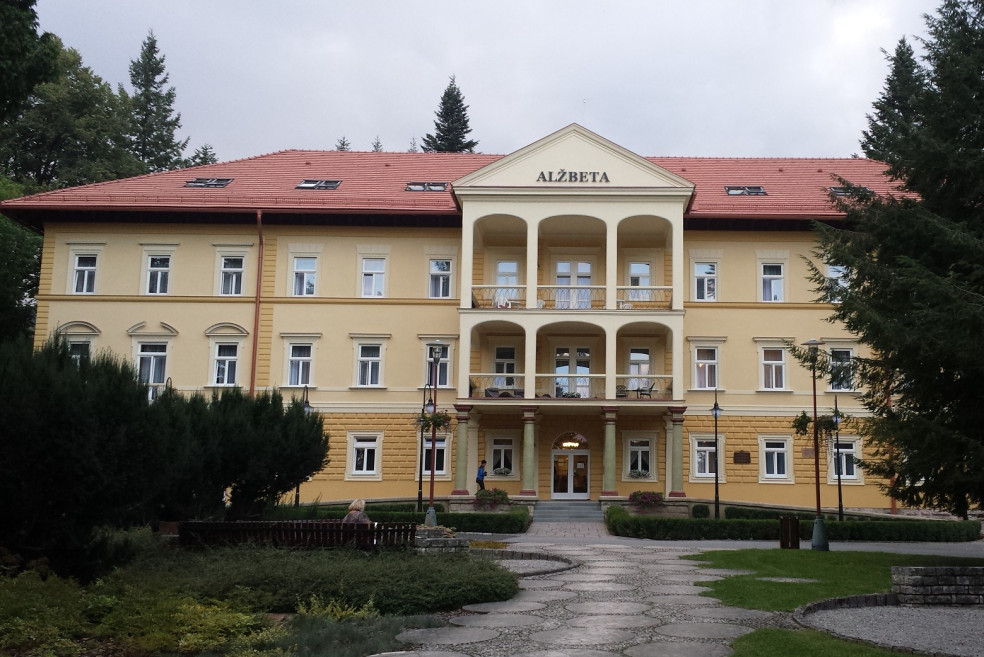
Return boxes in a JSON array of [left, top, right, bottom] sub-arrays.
[[532, 501, 605, 522]]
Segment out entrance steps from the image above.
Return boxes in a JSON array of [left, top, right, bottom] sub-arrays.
[[532, 500, 605, 523]]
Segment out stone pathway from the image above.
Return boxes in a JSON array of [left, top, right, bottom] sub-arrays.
[[385, 540, 789, 657]]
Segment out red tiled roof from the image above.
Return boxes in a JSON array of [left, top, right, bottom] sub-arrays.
[[1, 150, 901, 221]]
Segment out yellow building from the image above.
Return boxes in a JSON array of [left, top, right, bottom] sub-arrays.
[[3, 124, 900, 511]]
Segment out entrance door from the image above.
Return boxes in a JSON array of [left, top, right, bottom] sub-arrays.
[[552, 450, 590, 499]]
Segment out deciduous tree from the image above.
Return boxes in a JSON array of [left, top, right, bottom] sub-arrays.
[[0, 0, 58, 122], [0, 178, 40, 341]]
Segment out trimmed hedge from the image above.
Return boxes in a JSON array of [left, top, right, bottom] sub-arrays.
[[295, 507, 531, 533], [605, 506, 980, 542]]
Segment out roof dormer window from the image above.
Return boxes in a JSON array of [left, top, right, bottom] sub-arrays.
[[829, 186, 872, 197], [185, 178, 233, 188], [725, 185, 767, 196], [405, 181, 448, 192], [297, 179, 342, 190]]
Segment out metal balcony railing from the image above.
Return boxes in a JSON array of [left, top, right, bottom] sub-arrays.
[[536, 286, 605, 309], [466, 373, 674, 401], [472, 286, 525, 309], [615, 375, 673, 399], [615, 286, 672, 310]]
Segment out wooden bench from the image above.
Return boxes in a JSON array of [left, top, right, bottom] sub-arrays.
[[177, 520, 417, 549]]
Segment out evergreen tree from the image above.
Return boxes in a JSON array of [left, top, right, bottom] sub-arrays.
[[371, 135, 383, 152], [860, 38, 926, 169], [335, 135, 350, 151], [0, 0, 58, 122], [185, 143, 218, 167], [0, 178, 40, 341], [127, 30, 188, 172], [811, 0, 984, 518], [0, 40, 143, 192], [421, 75, 478, 153], [407, 136, 419, 153]]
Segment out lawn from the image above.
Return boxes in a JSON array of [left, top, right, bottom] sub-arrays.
[[694, 549, 984, 657]]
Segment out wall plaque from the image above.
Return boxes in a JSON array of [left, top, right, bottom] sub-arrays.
[[733, 450, 751, 464]]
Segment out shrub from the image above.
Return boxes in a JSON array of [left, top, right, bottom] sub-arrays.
[[474, 488, 510, 510], [628, 490, 664, 509], [691, 504, 710, 518]]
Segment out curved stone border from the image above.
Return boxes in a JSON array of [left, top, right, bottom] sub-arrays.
[[793, 593, 905, 654], [469, 548, 579, 576]]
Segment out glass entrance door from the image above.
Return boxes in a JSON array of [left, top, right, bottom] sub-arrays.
[[552, 451, 590, 499]]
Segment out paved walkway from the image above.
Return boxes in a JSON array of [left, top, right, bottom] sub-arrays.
[[379, 522, 984, 657]]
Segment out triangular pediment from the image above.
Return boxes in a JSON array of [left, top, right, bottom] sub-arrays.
[[454, 124, 694, 193]]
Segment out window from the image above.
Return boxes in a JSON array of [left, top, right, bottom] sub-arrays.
[[185, 177, 232, 188], [831, 440, 858, 480], [352, 435, 379, 475], [74, 254, 97, 294], [761, 263, 784, 301], [628, 262, 651, 302], [628, 438, 652, 477], [293, 257, 317, 296], [422, 433, 447, 476], [761, 348, 786, 390], [358, 344, 382, 386], [424, 343, 448, 387], [830, 186, 872, 197], [491, 437, 515, 475], [628, 348, 651, 390], [146, 255, 170, 295], [827, 264, 848, 303], [429, 259, 452, 298], [138, 343, 167, 401], [288, 344, 312, 386], [762, 439, 789, 479], [556, 261, 592, 309], [297, 179, 341, 190], [69, 342, 90, 366], [830, 348, 854, 391], [220, 256, 244, 295], [694, 262, 717, 301], [725, 185, 767, 195], [213, 343, 238, 386], [695, 347, 718, 389], [362, 258, 385, 297], [555, 346, 591, 397], [494, 346, 516, 388], [405, 181, 447, 191], [695, 439, 718, 477], [495, 260, 520, 306]]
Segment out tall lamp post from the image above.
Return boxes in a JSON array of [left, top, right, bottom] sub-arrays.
[[417, 383, 428, 513], [802, 339, 829, 551], [296, 385, 312, 507], [832, 395, 844, 522], [424, 341, 444, 527], [711, 389, 722, 519]]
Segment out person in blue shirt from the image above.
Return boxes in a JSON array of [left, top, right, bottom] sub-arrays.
[[476, 460, 487, 490]]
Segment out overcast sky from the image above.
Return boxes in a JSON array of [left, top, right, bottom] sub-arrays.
[[36, 0, 938, 162]]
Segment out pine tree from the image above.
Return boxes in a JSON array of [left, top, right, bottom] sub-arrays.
[[421, 75, 478, 153], [185, 143, 218, 167], [371, 135, 383, 152], [407, 136, 419, 153], [335, 135, 350, 151], [811, 0, 984, 518], [127, 30, 189, 172]]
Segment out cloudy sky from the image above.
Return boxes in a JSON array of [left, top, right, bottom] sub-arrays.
[[36, 0, 938, 162]]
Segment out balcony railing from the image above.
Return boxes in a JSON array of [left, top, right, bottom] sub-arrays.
[[467, 373, 673, 400], [615, 286, 672, 310], [472, 285, 526, 309], [536, 286, 605, 309]]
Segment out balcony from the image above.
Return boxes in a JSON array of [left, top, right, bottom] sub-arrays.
[[467, 374, 673, 401], [471, 285, 672, 310]]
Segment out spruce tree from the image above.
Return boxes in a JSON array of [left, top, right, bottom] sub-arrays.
[[811, 0, 984, 518], [371, 135, 383, 152], [185, 143, 218, 167], [421, 75, 478, 153], [127, 30, 188, 172], [335, 135, 350, 151]]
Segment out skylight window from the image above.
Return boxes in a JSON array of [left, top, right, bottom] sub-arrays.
[[185, 178, 233, 188], [830, 186, 872, 197], [405, 181, 448, 192], [297, 179, 342, 190], [725, 185, 767, 196]]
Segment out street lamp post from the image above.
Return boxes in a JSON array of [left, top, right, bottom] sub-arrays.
[[297, 385, 312, 507], [417, 383, 428, 513], [711, 388, 722, 519], [832, 395, 844, 522], [802, 339, 829, 551], [424, 342, 444, 527]]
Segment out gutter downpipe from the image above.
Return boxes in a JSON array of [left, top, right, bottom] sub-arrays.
[[249, 209, 264, 396]]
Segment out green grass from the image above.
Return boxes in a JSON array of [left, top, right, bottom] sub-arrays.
[[691, 549, 984, 611], [732, 628, 907, 657]]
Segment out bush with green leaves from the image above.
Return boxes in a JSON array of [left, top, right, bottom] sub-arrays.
[[691, 504, 710, 519], [628, 490, 664, 509], [474, 487, 510, 510]]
